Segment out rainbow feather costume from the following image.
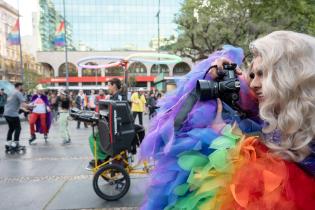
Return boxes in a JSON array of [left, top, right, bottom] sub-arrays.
[[140, 46, 315, 210]]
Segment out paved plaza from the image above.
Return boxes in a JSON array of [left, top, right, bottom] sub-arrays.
[[0, 115, 150, 210]]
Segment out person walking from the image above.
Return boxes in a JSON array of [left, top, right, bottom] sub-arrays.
[[50, 92, 59, 122], [88, 90, 96, 111], [59, 90, 71, 144], [69, 91, 76, 108], [0, 88, 7, 117], [28, 86, 51, 144], [95, 89, 106, 112], [3, 83, 28, 151], [147, 92, 157, 120], [131, 88, 146, 125]]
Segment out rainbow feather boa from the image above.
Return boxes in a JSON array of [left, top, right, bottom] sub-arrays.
[[140, 45, 315, 210], [140, 46, 260, 209]]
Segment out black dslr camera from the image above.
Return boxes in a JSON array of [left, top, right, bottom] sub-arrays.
[[196, 63, 240, 108]]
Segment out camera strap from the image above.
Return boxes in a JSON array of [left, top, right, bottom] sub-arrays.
[[174, 89, 199, 131]]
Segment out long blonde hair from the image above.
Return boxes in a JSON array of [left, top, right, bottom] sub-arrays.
[[250, 31, 315, 162]]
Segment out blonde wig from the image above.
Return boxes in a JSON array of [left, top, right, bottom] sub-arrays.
[[250, 31, 315, 162]]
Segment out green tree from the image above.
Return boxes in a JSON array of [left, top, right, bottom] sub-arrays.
[[24, 69, 42, 91], [168, 0, 315, 62], [128, 75, 137, 87]]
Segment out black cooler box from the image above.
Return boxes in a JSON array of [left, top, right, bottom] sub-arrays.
[[98, 100, 135, 156]]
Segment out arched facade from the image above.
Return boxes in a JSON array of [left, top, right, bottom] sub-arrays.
[[128, 61, 147, 76], [39, 62, 54, 77], [173, 62, 191, 76], [37, 51, 194, 89], [58, 62, 77, 77], [151, 64, 170, 76]]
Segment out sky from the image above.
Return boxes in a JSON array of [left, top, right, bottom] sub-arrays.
[[4, 0, 37, 36]]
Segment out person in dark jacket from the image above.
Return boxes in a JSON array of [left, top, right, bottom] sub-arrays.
[[147, 92, 158, 119], [108, 78, 125, 101], [75, 90, 88, 128]]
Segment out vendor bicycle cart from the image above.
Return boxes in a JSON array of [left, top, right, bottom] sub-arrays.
[[71, 54, 182, 200], [71, 100, 150, 201]]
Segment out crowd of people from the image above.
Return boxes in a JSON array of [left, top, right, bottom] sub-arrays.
[[1, 78, 163, 152]]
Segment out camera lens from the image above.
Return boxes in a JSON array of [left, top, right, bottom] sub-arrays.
[[197, 80, 219, 101]]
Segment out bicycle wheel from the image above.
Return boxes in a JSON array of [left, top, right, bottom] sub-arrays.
[[93, 163, 130, 201]]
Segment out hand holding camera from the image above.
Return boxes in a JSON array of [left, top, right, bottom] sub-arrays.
[[175, 58, 244, 131], [197, 58, 242, 108], [208, 58, 242, 80]]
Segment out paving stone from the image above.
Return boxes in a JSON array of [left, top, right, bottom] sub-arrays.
[[0, 115, 150, 210]]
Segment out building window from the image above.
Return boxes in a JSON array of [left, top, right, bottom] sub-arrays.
[[151, 64, 170, 75], [82, 62, 101, 76], [128, 62, 147, 76], [58, 62, 77, 77], [173, 62, 191, 76]]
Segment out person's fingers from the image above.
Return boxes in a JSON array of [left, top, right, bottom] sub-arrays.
[[209, 58, 233, 79], [236, 67, 242, 75], [212, 98, 226, 132], [209, 66, 218, 79], [217, 58, 232, 67], [215, 98, 223, 119]]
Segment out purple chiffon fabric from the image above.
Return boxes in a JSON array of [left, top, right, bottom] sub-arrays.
[[140, 46, 246, 210]]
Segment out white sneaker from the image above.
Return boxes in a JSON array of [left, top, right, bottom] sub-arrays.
[[62, 139, 71, 144]]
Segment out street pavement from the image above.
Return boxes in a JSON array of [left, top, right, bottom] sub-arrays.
[[0, 114, 150, 210]]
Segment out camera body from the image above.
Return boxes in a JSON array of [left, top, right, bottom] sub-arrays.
[[197, 63, 240, 108]]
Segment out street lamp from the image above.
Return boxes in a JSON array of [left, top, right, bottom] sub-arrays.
[[62, 0, 69, 90], [95, 68, 98, 86], [156, 0, 160, 74], [17, 0, 24, 82]]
